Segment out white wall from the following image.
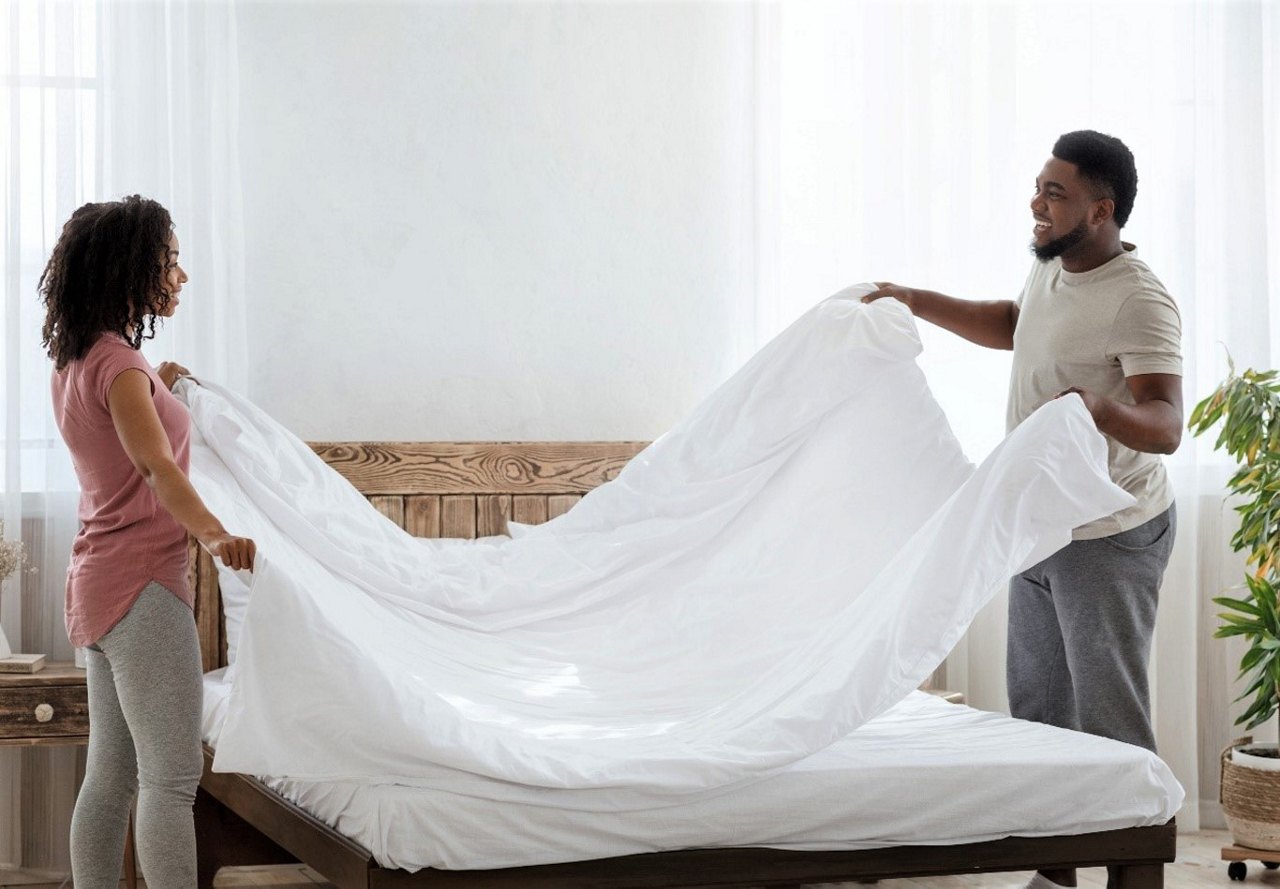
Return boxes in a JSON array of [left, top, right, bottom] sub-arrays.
[[236, 1, 757, 442]]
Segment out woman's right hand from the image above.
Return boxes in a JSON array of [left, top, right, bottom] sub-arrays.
[[207, 534, 256, 572]]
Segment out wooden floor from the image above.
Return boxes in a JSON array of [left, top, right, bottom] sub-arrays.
[[0, 830, 1253, 889]]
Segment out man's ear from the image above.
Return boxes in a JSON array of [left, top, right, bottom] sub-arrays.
[[1091, 197, 1115, 227]]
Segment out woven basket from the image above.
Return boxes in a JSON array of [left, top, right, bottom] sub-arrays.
[[1223, 737, 1280, 851]]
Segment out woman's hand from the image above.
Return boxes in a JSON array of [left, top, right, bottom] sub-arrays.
[[207, 534, 257, 572], [156, 361, 191, 391]]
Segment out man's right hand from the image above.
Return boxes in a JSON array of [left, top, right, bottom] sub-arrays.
[[208, 534, 257, 572], [861, 282, 916, 311], [859, 284, 1018, 351]]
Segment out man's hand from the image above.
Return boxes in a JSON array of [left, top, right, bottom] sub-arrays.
[[156, 361, 191, 391], [861, 282, 916, 309], [207, 534, 256, 572], [1055, 374, 1183, 454], [858, 283, 1018, 350], [1056, 386, 1103, 419]]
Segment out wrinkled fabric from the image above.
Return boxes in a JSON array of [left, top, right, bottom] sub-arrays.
[[200, 674, 1184, 871], [180, 287, 1134, 799]]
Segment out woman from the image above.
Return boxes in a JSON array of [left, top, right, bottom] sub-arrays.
[[40, 195, 255, 888]]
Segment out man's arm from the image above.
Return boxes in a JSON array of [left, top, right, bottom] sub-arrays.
[[1058, 373, 1183, 455], [861, 282, 1019, 350]]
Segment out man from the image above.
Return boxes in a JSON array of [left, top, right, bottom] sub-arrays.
[[864, 130, 1181, 889]]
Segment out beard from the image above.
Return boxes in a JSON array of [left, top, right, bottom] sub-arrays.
[[1030, 219, 1089, 262]]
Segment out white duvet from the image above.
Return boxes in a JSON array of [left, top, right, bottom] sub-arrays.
[[180, 286, 1133, 802]]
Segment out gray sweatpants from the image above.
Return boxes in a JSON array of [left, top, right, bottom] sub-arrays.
[[1007, 505, 1175, 753], [70, 581, 204, 889]]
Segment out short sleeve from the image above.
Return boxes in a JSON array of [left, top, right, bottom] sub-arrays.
[[1106, 289, 1183, 378], [86, 338, 154, 410]]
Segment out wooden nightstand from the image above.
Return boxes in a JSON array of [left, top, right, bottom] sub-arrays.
[[0, 662, 136, 889], [0, 664, 89, 744]]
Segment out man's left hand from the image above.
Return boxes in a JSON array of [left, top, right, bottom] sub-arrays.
[[1055, 386, 1104, 423]]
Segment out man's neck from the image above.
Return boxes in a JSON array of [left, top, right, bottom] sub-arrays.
[[1059, 234, 1126, 274]]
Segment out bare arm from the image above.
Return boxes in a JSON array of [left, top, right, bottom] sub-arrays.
[[1059, 373, 1183, 455], [862, 282, 1019, 351], [108, 369, 256, 570]]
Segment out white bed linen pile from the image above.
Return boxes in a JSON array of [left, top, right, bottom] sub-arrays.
[[200, 673, 1183, 871], [179, 286, 1134, 801]]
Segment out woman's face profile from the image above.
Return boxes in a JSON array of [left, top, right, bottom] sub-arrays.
[[156, 232, 188, 317]]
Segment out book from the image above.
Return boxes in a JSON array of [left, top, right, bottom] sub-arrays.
[[0, 653, 46, 673]]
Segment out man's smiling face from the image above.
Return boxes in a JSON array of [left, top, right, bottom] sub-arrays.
[[1029, 157, 1102, 262]]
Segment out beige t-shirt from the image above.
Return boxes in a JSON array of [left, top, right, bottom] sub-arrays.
[[1007, 245, 1182, 540]]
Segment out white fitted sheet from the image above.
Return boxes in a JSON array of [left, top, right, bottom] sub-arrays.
[[201, 670, 1182, 872]]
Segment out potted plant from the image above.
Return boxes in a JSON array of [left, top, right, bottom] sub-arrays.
[[1189, 360, 1280, 851]]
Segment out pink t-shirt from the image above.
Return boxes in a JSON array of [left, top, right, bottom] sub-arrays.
[[52, 334, 193, 647]]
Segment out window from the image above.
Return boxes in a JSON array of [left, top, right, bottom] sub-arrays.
[[2, 0, 97, 493]]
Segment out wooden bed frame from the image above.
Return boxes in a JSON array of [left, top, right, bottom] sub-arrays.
[[191, 441, 1177, 889]]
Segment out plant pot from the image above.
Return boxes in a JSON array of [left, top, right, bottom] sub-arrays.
[[1223, 738, 1280, 851], [1235, 745, 1280, 772]]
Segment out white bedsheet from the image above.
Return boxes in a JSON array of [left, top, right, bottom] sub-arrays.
[[181, 288, 1135, 800], [201, 670, 1182, 871]]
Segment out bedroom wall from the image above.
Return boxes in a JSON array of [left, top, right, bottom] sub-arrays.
[[236, 1, 758, 442]]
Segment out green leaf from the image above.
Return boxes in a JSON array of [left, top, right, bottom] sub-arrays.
[[1239, 671, 1270, 696], [1216, 595, 1264, 616], [1189, 395, 1211, 429], [1247, 710, 1276, 730], [1247, 574, 1278, 601], [1219, 613, 1264, 632], [1238, 696, 1274, 727], [1239, 646, 1268, 676]]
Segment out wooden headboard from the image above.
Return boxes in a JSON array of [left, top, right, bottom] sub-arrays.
[[188, 441, 647, 673]]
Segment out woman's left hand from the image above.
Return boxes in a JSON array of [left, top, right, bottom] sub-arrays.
[[156, 362, 191, 391]]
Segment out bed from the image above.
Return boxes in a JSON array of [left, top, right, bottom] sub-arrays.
[[190, 440, 1179, 889]]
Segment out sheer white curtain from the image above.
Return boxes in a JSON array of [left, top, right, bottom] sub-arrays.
[[756, 0, 1280, 832], [98, 0, 248, 389], [0, 0, 245, 869], [2, 0, 97, 867]]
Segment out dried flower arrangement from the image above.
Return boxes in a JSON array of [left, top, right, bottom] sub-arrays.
[[0, 519, 42, 671], [0, 520, 28, 582]]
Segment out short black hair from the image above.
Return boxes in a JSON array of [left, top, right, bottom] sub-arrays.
[[1052, 130, 1138, 229]]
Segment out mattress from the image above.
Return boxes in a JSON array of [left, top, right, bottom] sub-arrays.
[[201, 670, 1183, 872]]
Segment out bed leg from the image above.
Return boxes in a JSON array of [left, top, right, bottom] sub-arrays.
[[195, 785, 298, 889], [1109, 863, 1163, 889]]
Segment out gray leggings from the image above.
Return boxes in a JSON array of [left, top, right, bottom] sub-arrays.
[[1007, 505, 1176, 753], [71, 581, 204, 889]]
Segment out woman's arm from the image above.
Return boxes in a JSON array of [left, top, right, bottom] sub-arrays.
[[108, 368, 255, 571]]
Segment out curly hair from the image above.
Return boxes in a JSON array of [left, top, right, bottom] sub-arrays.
[[40, 195, 175, 370], [1052, 130, 1139, 229]]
